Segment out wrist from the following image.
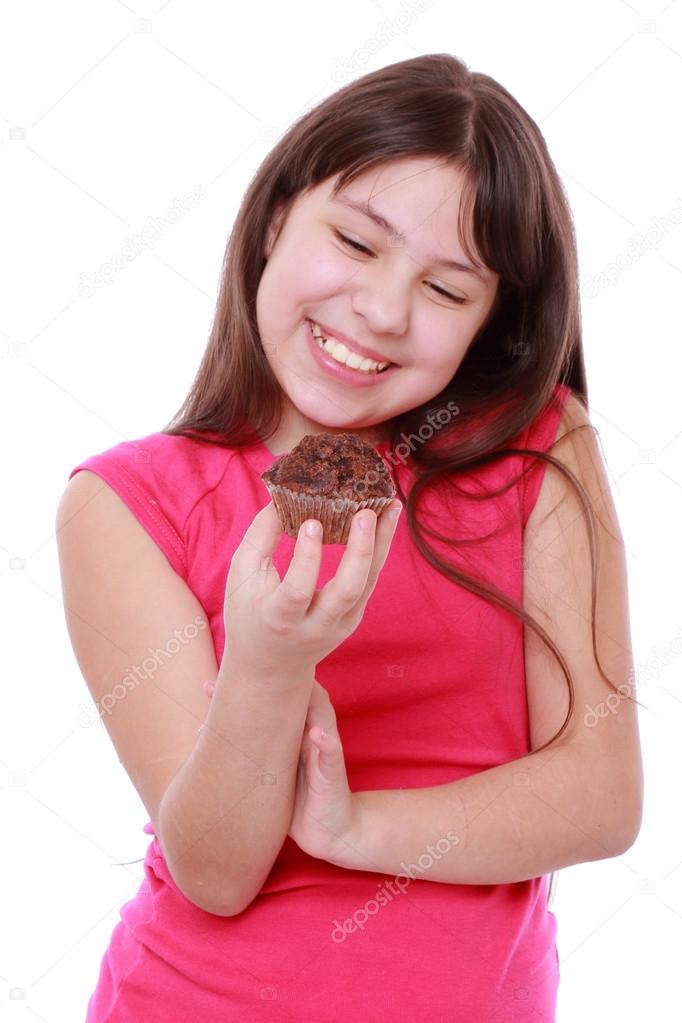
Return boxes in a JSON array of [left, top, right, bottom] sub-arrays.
[[327, 792, 372, 871], [198, 661, 314, 762], [218, 655, 315, 694]]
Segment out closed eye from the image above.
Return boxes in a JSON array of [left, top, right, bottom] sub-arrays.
[[333, 230, 466, 305], [336, 232, 372, 256]]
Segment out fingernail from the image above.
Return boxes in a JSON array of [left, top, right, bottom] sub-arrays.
[[358, 511, 375, 531], [388, 502, 402, 521], [305, 519, 321, 538]]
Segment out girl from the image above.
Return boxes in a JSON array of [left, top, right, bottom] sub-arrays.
[[58, 52, 644, 1021]]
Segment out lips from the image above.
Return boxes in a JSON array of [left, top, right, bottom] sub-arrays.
[[308, 318, 397, 367]]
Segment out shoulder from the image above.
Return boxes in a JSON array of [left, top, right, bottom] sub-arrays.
[[522, 393, 615, 655], [63, 431, 238, 580], [531, 383, 587, 445], [555, 389, 592, 439], [68, 431, 236, 500], [534, 390, 613, 529]]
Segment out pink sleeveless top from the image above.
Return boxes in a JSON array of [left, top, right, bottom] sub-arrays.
[[69, 382, 572, 1022]]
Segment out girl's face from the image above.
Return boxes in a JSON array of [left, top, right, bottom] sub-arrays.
[[255, 156, 500, 453]]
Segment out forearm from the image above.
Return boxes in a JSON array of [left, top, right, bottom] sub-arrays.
[[340, 741, 636, 885], [158, 659, 314, 915]]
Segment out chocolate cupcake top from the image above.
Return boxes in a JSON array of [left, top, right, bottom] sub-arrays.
[[261, 431, 395, 503]]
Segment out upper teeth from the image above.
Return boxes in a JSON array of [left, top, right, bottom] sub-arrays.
[[310, 321, 390, 373]]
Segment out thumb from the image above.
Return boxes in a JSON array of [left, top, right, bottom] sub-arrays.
[[310, 726, 344, 778]]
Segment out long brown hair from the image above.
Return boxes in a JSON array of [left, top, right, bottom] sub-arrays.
[[160, 52, 642, 754]]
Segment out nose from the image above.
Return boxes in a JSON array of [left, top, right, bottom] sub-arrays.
[[349, 262, 410, 340]]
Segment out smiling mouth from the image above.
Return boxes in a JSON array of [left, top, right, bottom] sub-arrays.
[[308, 319, 396, 374]]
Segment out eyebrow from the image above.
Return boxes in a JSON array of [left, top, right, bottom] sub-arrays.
[[329, 194, 487, 281]]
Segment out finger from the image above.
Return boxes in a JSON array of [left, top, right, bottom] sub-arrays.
[[352, 499, 402, 607], [310, 502, 400, 623], [229, 501, 283, 584], [309, 727, 343, 777], [270, 517, 324, 623], [203, 679, 216, 699], [301, 685, 328, 752], [307, 508, 377, 622], [306, 685, 336, 734]]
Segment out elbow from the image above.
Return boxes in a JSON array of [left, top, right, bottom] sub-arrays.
[[590, 755, 644, 858], [215, 895, 256, 918], [176, 872, 260, 917], [614, 804, 643, 856], [180, 881, 254, 918], [607, 788, 644, 857], [158, 844, 253, 917], [156, 799, 260, 917]]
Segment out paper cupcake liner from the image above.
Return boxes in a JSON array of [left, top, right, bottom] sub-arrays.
[[263, 483, 395, 545]]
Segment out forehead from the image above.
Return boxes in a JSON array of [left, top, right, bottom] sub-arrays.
[[323, 157, 466, 207]]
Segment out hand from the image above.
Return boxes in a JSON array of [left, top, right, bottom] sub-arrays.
[[222, 498, 402, 681], [203, 677, 360, 866], [287, 679, 359, 864]]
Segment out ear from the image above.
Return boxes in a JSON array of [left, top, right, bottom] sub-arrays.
[[264, 199, 288, 260]]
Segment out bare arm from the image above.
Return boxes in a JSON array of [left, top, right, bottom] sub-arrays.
[[56, 470, 314, 917], [158, 659, 315, 916], [320, 395, 643, 883], [58, 470, 400, 916], [333, 739, 639, 884]]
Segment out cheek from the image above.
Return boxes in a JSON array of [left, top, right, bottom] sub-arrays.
[[404, 334, 472, 395], [277, 236, 355, 300], [413, 335, 466, 374]]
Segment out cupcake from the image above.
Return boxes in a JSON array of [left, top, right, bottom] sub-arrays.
[[260, 432, 397, 544]]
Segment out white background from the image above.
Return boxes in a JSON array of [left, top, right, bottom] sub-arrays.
[[2, 0, 681, 1020]]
